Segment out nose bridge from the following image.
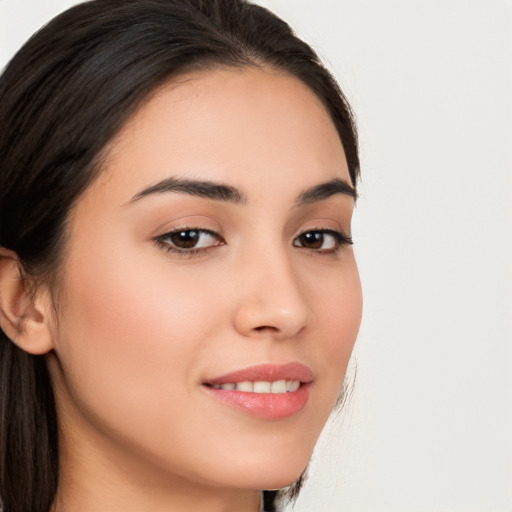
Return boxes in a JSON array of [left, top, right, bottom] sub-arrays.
[[232, 238, 312, 338]]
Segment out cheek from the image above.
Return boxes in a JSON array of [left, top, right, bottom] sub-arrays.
[[53, 240, 224, 430], [306, 255, 362, 407], [323, 261, 362, 360]]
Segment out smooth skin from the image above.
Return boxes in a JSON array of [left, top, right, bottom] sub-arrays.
[[0, 67, 362, 512]]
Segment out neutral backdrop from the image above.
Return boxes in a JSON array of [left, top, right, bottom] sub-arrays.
[[1, 1, 511, 511]]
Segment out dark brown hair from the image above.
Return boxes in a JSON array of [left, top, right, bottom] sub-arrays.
[[0, 1, 359, 511]]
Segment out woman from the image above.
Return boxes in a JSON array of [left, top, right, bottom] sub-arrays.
[[0, 1, 361, 511]]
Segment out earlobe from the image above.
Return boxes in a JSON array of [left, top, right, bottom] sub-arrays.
[[0, 249, 55, 355]]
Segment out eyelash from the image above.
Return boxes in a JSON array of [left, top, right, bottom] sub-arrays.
[[294, 228, 353, 253], [153, 228, 223, 257], [153, 227, 353, 257]]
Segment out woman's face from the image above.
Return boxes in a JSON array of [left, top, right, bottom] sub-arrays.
[[47, 67, 362, 494]]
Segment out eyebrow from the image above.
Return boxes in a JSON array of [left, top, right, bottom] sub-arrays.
[[127, 176, 356, 206], [128, 177, 247, 205], [295, 177, 357, 205]]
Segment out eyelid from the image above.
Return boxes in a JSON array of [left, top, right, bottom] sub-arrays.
[[295, 226, 352, 240], [294, 216, 352, 240], [149, 215, 223, 239], [153, 227, 225, 256], [292, 227, 353, 253]]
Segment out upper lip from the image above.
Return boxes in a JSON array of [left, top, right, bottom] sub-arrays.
[[204, 362, 314, 386]]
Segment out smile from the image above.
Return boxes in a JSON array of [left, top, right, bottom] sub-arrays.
[[209, 380, 301, 393], [203, 363, 313, 420]]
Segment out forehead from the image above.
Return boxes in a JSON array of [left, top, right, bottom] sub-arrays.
[[86, 66, 350, 206]]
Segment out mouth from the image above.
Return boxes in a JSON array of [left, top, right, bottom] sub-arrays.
[[202, 363, 313, 420], [205, 379, 301, 393]]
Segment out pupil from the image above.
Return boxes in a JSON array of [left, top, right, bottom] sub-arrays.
[[300, 232, 323, 249], [171, 230, 199, 248]]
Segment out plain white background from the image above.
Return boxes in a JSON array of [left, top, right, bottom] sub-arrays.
[[1, 1, 511, 511]]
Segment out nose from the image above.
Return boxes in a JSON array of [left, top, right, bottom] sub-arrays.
[[232, 247, 312, 340]]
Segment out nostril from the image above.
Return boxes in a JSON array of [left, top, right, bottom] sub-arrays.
[[254, 325, 278, 332]]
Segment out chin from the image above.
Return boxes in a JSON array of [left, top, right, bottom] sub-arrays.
[[256, 471, 306, 492], [214, 452, 311, 492], [193, 417, 324, 492]]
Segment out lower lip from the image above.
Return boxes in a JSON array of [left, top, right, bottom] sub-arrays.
[[204, 384, 310, 420]]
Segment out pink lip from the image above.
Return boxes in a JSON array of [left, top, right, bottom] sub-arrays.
[[203, 363, 314, 420], [205, 362, 314, 385]]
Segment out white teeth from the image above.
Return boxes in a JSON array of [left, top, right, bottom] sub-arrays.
[[287, 380, 300, 392], [236, 381, 254, 392], [211, 380, 301, 393], [253, 381, 271, 393], [271, 380, 287, 393]]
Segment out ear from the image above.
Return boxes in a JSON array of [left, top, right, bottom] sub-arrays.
[[0, 248, 55, 354]]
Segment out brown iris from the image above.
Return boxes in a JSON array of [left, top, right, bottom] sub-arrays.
[[297, 231, 324, 249], [169, 230, 200, 249]]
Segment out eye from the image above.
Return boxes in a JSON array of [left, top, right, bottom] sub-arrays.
[[293, 229, 352, 252], [154, 228, 224, 254]]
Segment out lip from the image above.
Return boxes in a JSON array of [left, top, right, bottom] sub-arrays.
[[203, 363, 314, 420], [204, 362, 314, 385]]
